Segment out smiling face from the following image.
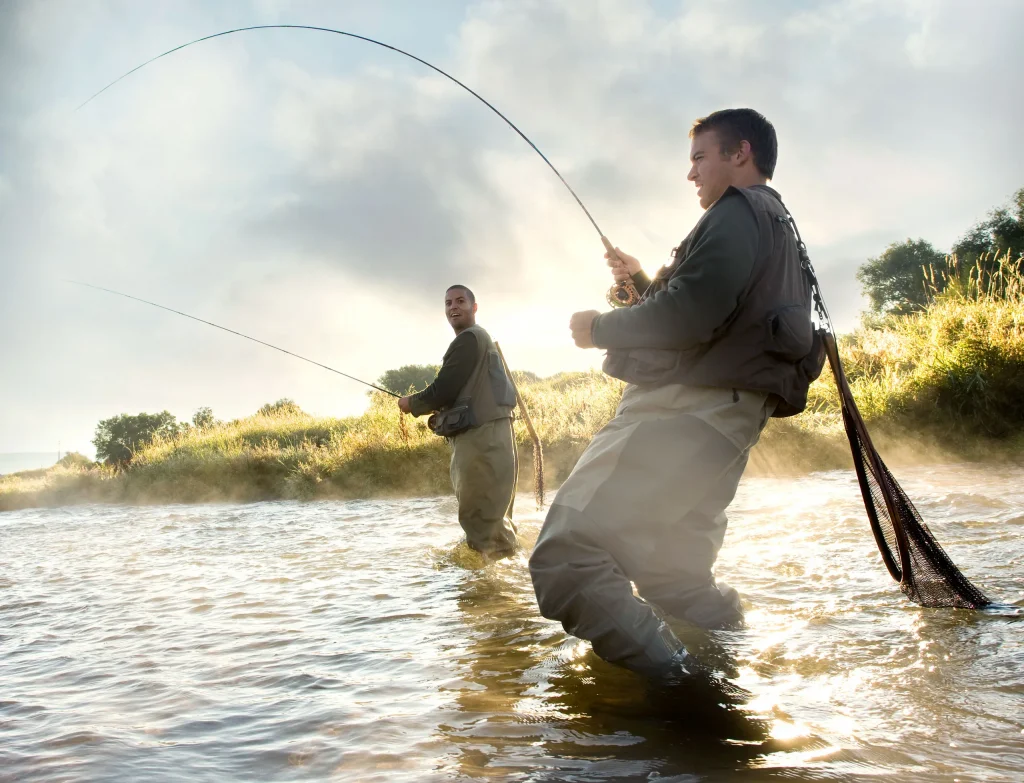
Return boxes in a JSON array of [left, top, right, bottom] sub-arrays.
[[445, 287, 477, 333], [687, 129, 736, 210]]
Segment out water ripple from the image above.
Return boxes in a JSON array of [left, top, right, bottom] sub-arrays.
[[1, 465, 1022, 781]]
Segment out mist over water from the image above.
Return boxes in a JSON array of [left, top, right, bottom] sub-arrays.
[[1, 465, 1022, 782]]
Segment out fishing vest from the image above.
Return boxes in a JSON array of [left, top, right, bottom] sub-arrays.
[[604, 185, 824, 417], [456, 325, 516, 427]]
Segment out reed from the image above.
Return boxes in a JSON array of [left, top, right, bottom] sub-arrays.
[[4, 253, 1022, 511]]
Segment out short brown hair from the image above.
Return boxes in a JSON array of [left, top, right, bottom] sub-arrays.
[[446, 285, 475, 304], [690, 108, 778, 179]]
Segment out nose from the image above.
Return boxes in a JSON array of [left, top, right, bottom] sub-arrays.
[[687, 163, 698, 182]]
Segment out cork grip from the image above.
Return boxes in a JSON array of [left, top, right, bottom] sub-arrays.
[[601, 236, 640, 308]]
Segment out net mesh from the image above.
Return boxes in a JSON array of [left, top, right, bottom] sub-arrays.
[[786, 204, 991, 610], [827, 335, 990, 609]]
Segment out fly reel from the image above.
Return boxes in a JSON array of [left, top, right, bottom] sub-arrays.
[[601, 236, 640, 308], [606, 282, 640, 308]]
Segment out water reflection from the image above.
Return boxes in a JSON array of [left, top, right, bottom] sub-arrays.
[[437, 551, 814, 782], [1, 466, 1022, 781], [435, 556, 555, 779]]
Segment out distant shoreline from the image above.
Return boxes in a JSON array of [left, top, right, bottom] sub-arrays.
[[0, 453, 59, 477], [1, 386, 1021, 513], [3, 260, 1023, 512]]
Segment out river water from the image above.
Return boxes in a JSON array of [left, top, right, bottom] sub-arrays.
[[1, 464, 1022, 782]]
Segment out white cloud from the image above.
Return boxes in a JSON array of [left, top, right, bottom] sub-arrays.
[[1, 0, 1022, 453]]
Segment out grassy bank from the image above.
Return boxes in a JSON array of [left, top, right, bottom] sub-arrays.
[[4, 255, 1022, 511], [0, 373, 625, 510]]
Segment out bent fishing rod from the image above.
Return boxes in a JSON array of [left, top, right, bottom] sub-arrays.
[[67, 280, 398, 397], [77, 23, 640, 306], [77, 26, 1002, 606]]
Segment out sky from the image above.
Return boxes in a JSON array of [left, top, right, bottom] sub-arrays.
[[1, 0, 1023, 456]]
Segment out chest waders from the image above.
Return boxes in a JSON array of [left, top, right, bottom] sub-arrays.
[[445, 326, 520, 559]]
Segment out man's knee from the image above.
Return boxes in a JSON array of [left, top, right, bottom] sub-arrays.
[[528, 536, 572, 621], [528, 504, 594, 621]]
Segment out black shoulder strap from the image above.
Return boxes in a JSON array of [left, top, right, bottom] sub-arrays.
[[773, 198, 833, 334]]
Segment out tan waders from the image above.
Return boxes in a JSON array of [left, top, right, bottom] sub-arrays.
[[529, 383, 773, 676], [451, 417, 519, 558]]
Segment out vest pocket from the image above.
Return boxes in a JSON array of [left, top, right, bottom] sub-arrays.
[[765, 305, 813, 361], [488, 353, 517, 408], [428, 401, 476, 437], [602, 347, 683, 385]]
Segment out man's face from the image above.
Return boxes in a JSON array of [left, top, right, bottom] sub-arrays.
[[687, 129, 734, 209], [445, 289, 477, 331]]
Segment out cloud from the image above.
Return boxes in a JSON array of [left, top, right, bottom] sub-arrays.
[[450, 0, 1024, 310], [1, 0, 1022, 454]]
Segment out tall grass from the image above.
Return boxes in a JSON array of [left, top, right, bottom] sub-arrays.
[[3, 253, 1022, 511], [811, 252, 1024, 436]]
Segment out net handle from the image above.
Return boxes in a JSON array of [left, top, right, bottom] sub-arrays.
[[785, 201, 911, 584], [822, 332, 913, 582]]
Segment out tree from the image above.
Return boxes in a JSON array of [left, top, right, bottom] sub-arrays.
[[192, 407, 217, 430], [257, 398, 304, 417], [856, 238, 945, 315], [375, 364, 441, 395], [57, 452, 95, 469], [92, 411, 181, 466], [952, 186, 1024, 264]]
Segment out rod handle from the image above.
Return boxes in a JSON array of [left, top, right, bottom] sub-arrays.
[[601, 236, 639, 308]]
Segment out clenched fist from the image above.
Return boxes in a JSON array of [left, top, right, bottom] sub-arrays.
[[569, 310, 600, 349]]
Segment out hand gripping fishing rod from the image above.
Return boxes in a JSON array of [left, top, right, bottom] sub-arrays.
[[77, 23, 638, 307], [67, 280, 399, 397], [79, 26, 1008, 608]]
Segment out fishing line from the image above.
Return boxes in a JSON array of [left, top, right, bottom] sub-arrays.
[[67, 280, 398, 397], [78, 24, 606, 236], [77, 24, 642, 306], [76, 26, 1000, 607]]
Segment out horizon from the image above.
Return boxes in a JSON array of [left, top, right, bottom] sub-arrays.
[[2, 0, 1023, 454], [0, 452, 63, 475]]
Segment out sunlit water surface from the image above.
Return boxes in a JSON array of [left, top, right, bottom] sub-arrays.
[[2, 465, 1022, 782]]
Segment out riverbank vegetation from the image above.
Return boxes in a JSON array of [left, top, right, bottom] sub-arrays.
[[3, 191, 1022, 512]]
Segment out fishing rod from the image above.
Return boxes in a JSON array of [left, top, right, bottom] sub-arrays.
[[76, 25, 1004, 609], [76, 23, 640, 306], [67, 280, 399, 397]]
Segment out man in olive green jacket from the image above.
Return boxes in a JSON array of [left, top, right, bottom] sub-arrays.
[[399, 286, 520, 559]]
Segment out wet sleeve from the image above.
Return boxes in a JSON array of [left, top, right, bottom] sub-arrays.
[[590, 193, 759, 351], [408, 331, 478, 416]]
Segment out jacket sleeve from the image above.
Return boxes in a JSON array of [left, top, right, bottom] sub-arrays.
[[409, 331, 478, 416], [631, 268, 653, 292], [591, 193, 759, 351]]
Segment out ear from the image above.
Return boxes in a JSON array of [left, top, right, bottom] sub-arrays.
[[734, 139, 753, 166], [472, 301, 479, 315]]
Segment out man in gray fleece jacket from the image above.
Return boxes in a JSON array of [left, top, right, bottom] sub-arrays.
[[529, 108, 821, 678]]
